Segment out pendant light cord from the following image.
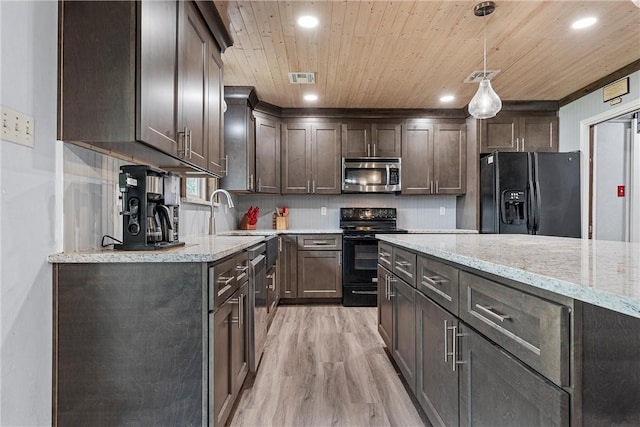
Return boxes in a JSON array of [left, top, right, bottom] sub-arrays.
[[483, 9, 487, 77]]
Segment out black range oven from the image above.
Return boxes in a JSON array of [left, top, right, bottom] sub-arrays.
[[340, 208, 407, 307]]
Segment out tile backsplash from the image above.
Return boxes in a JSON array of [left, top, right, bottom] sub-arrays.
[[63, 144, 457, 251]]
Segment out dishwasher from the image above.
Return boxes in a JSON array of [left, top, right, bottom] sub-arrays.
[[247, 243, 267, 372]]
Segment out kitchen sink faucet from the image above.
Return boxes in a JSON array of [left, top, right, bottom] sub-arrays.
[[209, 189, 235, 235]]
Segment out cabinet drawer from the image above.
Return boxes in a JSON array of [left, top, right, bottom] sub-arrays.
[[417, 255, 459, 315], [392, 247, 417, 287], [378, 242, 393, 270], [460, 271, 569, 386], [209, 255, 239, 310], [297, 234, 342, 250]]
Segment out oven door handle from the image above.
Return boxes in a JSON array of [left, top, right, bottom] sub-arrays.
[[343, 235, 376, 240], [351, 290, 377, 295]]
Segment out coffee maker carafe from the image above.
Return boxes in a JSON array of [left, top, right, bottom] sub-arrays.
[[114, 165, 184, 251]]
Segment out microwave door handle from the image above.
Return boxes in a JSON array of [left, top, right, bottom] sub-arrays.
[[386, 165, 390, 188]]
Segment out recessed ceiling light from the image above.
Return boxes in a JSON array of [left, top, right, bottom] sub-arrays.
[[298, 15, 319, 28], [303, 94, 318, 102], [440, 95, 455, 102], [572, 17, 597, 29]]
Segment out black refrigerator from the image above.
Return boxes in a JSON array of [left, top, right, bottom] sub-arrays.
[[480, 151, 581, 237]]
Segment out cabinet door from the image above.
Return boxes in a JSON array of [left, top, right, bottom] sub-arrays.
[[231, 283, 249, 396], [212, 302, 234, 427], [391, 277, 417, 392], [178, 2, 208, 169], [415, 293, 459, 427], [459, 325, 570, 427], [207, 41, 225, 175], [255, 115, 281, 193], [282, 123, 311, 194], [372, 123, 402, 157], [480, 116, 517, 154], [221, 101, 254, 191], [280, 236, 298, 299], [138, 1, 179, 154], [311, 123, 342, 194], [402, 122, 434, 194], [297, 250, 342, 298], [433, 122, 466, 195], [377, 265, 393, 348], [341, 122, 370, 157], [520, 116, 558, 152]]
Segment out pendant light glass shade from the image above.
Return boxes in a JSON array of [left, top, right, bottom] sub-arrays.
[[468, 78, 502, 119]]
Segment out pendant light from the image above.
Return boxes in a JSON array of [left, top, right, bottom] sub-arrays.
[[468, 1, 502, 119]]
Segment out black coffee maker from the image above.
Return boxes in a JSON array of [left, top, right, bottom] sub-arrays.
[[114, 165, 184, 250]]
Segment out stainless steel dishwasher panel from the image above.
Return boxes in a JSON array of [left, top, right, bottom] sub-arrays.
[[248, 245, 267, 372]]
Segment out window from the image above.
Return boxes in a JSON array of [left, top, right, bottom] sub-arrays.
[[182, 177, 217, 203]]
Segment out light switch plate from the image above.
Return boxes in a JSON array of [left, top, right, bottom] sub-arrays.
[[440, 206, 446, 216], [2, 106, 34, 148], [320, 207, 327, 216]]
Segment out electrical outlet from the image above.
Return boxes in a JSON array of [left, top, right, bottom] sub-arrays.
[[321, 206, 327, 216], [2, 106, 34, 148], [440, 206, 446, 216]]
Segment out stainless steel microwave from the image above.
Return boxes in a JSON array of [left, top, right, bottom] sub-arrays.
[[342, 158, 401, 193]]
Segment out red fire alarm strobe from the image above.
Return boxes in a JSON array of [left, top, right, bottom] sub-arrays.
[[618, 185, 625, 197]]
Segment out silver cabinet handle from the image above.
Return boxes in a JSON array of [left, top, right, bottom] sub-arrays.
[[444, 320, 450, 362], [235, 265, 249, 272], [239, 293, 244, 328], [373, 143, 376, 157], [187, 128, 193, 159], [435, 180, 439, 193], [258, 178, 262, 192], [222, 155, 228, 174], [516, 137, 520, 151], [475, 304, 511, 322], [451, 324, 458, 371], [430, 180, 434, 193], [312, 180, 316, 193], [218, 276, 234, 286], [379, 251, 391, 258], [312, 240, 328, 245], [249, 174, 254, 191], [367, 143, 371, 157], [384, 275, 389, 300], [396, 260, 411, 267], [338, 252, 341, 266], [521, 137, 525, 150], [307, 180, 310, 193], [278, 237, 282, 252], [422, 275, 446, 287], [177, 127, 188, 157], [388, 276, 396, 298]]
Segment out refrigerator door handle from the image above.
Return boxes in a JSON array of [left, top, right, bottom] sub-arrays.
[[527, 152, 537, 234]]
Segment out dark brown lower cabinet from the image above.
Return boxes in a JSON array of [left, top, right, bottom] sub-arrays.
[[377, 265, 393, 348], [458, 324, 570, 427], [415, 292, 459, 427], [391, 276, 416, 393], [212, 281, 249, 427], [297, 250, 342, 298]]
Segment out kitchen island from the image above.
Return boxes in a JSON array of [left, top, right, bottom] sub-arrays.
[[376, 233, 639, 427]]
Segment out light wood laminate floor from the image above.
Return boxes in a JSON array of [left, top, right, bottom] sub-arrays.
[[230, 305, 426, 427]]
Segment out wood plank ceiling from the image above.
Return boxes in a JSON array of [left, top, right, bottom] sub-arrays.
[[214, 0, 640, 109]]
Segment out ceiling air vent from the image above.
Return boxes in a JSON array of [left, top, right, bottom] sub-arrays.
[[288, 72, 316, 84], [464, 70, 500, 83]]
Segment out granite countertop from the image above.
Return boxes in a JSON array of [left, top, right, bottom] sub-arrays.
[[376, 234, 640, 319], [47, 234, 266, 264]]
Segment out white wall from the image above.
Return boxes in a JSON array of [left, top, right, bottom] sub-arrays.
[[0, 1, 57, 425]]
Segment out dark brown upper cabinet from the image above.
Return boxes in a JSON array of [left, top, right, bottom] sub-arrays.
[[282, 121, 341, 195], [254, 113, 281, 193], [402, 121, 466, 195], [479, 114, 558, 154], [58, 1, 231, 176], [341, 122, 402, 158]]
